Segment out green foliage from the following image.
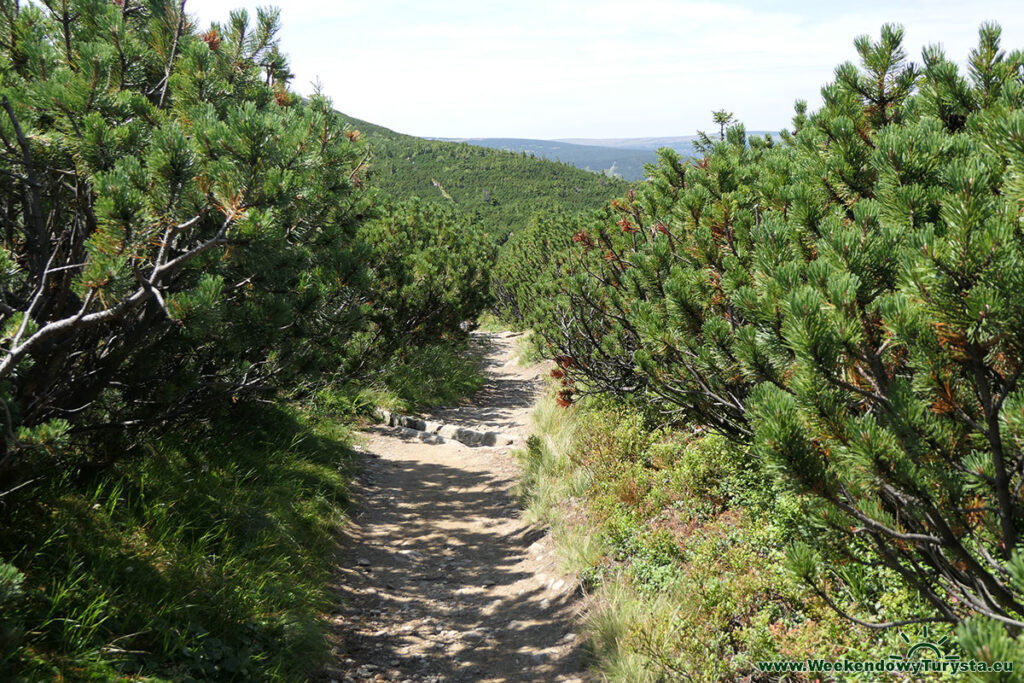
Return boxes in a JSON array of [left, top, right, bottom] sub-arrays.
[[518, 389, 897, 682], [316, 341, 487, 417], [0, 402, 356, 681], [374, 343, 486, 412], [474, 311, 511, 333], [490, 210, 578, 329], [352, 198, 494, 361], [337, 113, 631, 241], [505, 22, 1024, 634], [0, 3, 496, 678], [956, 616, 1024, 682], [0, 559, 25, 659], [445, 136, 676, 182], [0, 1, 369, 470], [0, 1, 492, 479], [712, 109, 735, 140]]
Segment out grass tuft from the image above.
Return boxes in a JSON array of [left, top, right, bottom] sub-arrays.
[[375, 342, 486, 411], [512, 331, 545, 367], [515, 388, 923, 681], [474, 311, 511, 333], [312, 341, 487, 419], [0, 403, 357, 681]]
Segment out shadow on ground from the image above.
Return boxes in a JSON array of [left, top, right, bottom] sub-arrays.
[[324, 333, 584, 683]]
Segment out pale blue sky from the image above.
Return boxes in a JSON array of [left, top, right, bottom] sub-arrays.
[[190, 1, 1024, 139]]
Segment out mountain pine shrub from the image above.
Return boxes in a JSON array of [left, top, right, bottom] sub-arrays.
[[499, 23, 1024, 633], [0, 1, 493, 482]]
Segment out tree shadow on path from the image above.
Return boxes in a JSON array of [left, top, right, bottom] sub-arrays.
[[325, 422, 587, 682]]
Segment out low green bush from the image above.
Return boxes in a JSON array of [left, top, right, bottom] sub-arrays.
[[375, 343, 486, 411], [519, 390, 936, 681], [500, 23, 1024, 636], [308, 340, 486, 418]]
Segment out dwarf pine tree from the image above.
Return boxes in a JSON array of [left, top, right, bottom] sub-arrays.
[[498, 23, 1024, 639], [0, 1, 496, 485], [0, 2, 370, 475], [352, 197, 494, 365], [751, 23, 1024, 630]]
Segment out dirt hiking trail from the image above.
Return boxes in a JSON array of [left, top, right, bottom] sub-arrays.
[[323, 332, 589, 683]]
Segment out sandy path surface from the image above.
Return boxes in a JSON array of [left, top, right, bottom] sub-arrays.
[[323, 332, 588, 683]]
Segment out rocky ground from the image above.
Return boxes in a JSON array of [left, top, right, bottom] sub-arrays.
[[323, 332, 589, 683]]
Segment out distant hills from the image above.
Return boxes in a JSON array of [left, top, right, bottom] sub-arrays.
[[429, 137, 671, 181], [556, 136, 701, 150], [434, 133, 775, 181], [337, 110, 777, 229], [337, 113, 631, 238]]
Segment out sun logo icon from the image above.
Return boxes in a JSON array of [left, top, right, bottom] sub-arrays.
[[890, 626, 959, 663]]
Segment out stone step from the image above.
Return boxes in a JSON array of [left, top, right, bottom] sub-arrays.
[[373, 409, 516, 448]]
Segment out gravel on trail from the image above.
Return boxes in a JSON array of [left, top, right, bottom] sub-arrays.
[[323, 332, 589, 683]]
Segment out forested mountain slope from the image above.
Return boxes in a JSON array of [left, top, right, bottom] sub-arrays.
[[431, 136, 657, 180], [430, 133, 776, 181], [337, 113, 631, 238]]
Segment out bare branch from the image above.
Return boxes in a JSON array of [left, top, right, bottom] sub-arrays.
[[157, 1, 187, 109], [0, 209, 238, 382], [803, 576, 954, 630], [1, 94, 48, 270]]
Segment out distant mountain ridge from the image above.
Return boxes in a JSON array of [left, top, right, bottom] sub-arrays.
[[556, 133, 776, 149], [555, 136, 700, 150], [432, 132, 776, 181]]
